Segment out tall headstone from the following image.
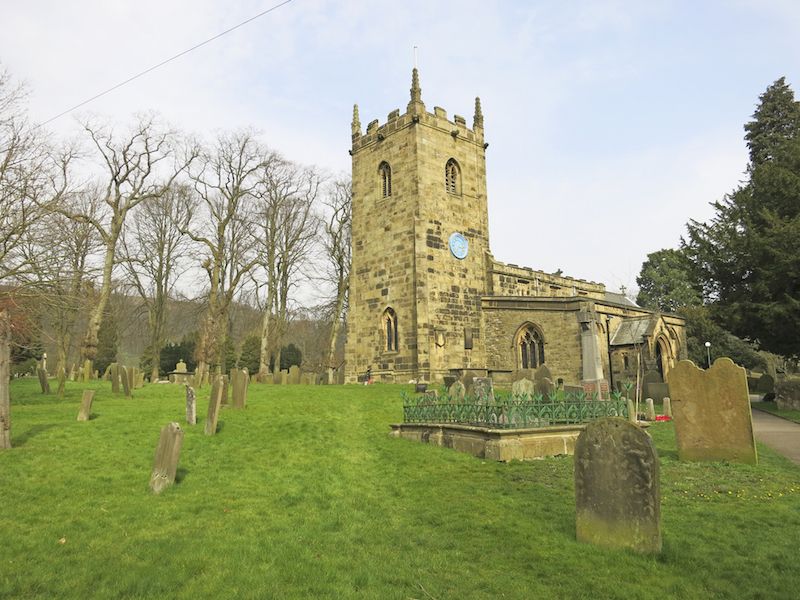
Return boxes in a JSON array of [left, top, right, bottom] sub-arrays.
[[205, 376, 224, 436], [111, 363, 120, 393], [232, 369, 248, 409], [662, 397, 672, 418], [645, 398, 656, 421], [185, 385, 196, 425], [149, 422, 184, 494], [668, 358, 757, 464], [472, 377, 495, 404], [0, 310, 11, 449], [37, 368, 51, 394], [120, 366, 131, 398], [77, 390, 96, 421], [288, 365, 301, 385], [448, 380, 466, 402], [127, 365, 135, 393], [626, 398, 636, 424], [511, 378, 534, 399], [574, 418, 661, 554], [280, 370, 289, 385], [175, 360, 187, 373], [82, 359, 92, 383]]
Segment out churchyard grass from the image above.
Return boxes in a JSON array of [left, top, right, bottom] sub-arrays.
[[752, 401, 800, 424], [2, 378, 799, 599]]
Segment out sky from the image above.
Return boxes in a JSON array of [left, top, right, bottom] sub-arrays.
[[2, 0, 799, 297]]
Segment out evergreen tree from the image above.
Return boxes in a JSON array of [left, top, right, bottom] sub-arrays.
[[636, 248, 702, 312], [686, 77, 800, 357], [238, 335, 261, 374], [94, 314, 118, 374]]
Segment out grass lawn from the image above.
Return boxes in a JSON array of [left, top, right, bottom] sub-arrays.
[[752, 401, 800, 424], [2, 378, 800, 599]]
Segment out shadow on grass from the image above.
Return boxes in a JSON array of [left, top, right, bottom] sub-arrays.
[[216, 420, 226, 433], [175, 467, 189, 483], [14, 423, 56, 446]]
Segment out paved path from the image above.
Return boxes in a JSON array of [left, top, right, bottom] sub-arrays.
[[751, 408, 800, 465]]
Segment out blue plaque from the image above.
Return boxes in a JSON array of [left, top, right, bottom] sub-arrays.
[[448, 232, 469, 260]]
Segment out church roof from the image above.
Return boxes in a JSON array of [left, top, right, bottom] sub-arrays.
[[603, 291, 639, 307], [610, 316, 658, 346]]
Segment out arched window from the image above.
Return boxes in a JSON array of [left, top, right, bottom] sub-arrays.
[[516, 323, 545, 369], [379, 162, 392, 198], [445, 158, 461, 195], [383, 307, 399, 352]]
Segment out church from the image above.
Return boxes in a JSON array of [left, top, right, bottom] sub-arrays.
[[344, 69, 687, 391]]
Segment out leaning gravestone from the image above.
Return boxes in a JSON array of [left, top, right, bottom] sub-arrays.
[[36, 368, 50, 394], [448, 380, 466, 402], [535, 377, 555, 397], [231, 369, 248, 409], [110, 363, 120, 394], [204, 377, 224, 436], [149, 422, 184, 494], [77, 390, 96, 422], [210, 374, 229, 406], [511, 378, 534, 399], [574, 417, 661, 554], [120, 366, 131, 398], [185, 385, 196, 425], [472, 377, 495, 404], [667, 358, 757, 464], [288, 365, 301, 385]]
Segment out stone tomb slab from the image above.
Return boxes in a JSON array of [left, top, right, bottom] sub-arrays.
[[668, 358, 757, 464], [574, 418, 661, 554]]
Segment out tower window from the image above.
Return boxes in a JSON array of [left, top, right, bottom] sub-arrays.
[[383, 307, 399, 352], [445, 158, 461, 195], [516, 323, 544, 369], [379, 162, 392, 198]]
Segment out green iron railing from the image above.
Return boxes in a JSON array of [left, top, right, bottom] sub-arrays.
[[402, 390, 628, 429]]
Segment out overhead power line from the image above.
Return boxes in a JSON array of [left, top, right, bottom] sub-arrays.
[[38, 0, 296, 127]]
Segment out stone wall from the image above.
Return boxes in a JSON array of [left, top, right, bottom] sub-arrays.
[[776, 378, 800, 411]]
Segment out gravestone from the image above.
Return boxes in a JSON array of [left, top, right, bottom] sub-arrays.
[[56, 366, 66, 397], [110, 363, 120, 394], [511, 378, 534, 398], [175, 360, 187, 373], [0, 310, 9, 449], [448, 380, 466, 402], [120, 366, 131, 398], [185, 385, 196, 425], [757, 373, 775, 396], [626, 398, 636, 424], [127, 366, 135, 393], [533, 364, 553, 386], [642, 370, 663, 401], [645, 398, 656, 421], [662, 397, 672, 418], [205, 377, 224, 436], [535, 377, 555, 397], [574, 417, 661, 554], [36, 368, 50, 394], [472, 377, 495, 404], [77, 390, 96, 422], [288, 365, 301, 385], [210, 374, 229, 406], [149, 422, 184, 494], [261, 373, 274, 385], [232, 369, 248, 409], [82, 359, 92, 383], [647, 382, 669, 403], [136, 372, 144, 389], [443, 375, 458, 389], [415, 383, 428, 394], [667, 358, 757, 464], [280, 370, 289, 385], [102, 364, 112, 380], [511, 368, 536, 383]]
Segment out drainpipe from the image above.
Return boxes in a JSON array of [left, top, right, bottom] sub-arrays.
[[606, 316, 614, 392]]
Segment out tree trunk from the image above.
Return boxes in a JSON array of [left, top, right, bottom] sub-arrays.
[[81, 225, 119, 361], [1, 310, 11, 449], [326, 275, 348, 369]]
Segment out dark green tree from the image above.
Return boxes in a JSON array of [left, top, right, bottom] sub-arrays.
[[686, 77, 800, 357], [269, 343, 302, 371], [239, 334, 261, 374], [636, 248, 702, 312], [94, 314, 118, 375]]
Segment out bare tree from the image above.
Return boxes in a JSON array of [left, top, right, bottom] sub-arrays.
[[184, 131, 265, 378], [253, 158, 320, 376], [0, 67, 53, 282], [53, 114, 194, 367], [120, 183, 192, 380], [320, 178, 351, 376]]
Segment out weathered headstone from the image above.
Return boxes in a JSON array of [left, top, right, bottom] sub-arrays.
[[210, 374, 229, 406], [82, 359, 92, 383], [149, 422, 184, 494], [77, 390, 96, 421], [1, 310, 11, 449], [646, 382, 669, 403], [535, 377, 555, 397], [135, 372, 144, 389], [110, 363, 120, 394], [533, 364, 553, 386], [232, 369, 248, 409], [645, 398, 656, 421], [288, 365, 301, 385], [185, 385, 196, 425], [448, 380, 466, 402], [667, 358, 757, 464], [205, 377, 224, 436], [175, 360, 187, 373], [56, 366, 66, 397], [511, 378, 534, 398], [102, 364, 112, 380], [443, 375, 458, 389], [626, 398, 636, 424], [127, 366, 135, 393], [662, 397, 672, 418], [511, 368, 536, 383], [120, 366, 131, 398], [415, 383, 428, 394], [472, 377, 495, 404], [280, 370, 289, 385], [36, 367, 51, 394], [261, 373, 274, 385], [574, 417, 661, 554]]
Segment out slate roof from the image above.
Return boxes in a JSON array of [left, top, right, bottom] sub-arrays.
[[610, 316, 658, 346], [603, 291, 639, 307]]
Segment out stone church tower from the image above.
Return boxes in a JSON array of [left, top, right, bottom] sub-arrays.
[[345, 69, 491, 382]]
